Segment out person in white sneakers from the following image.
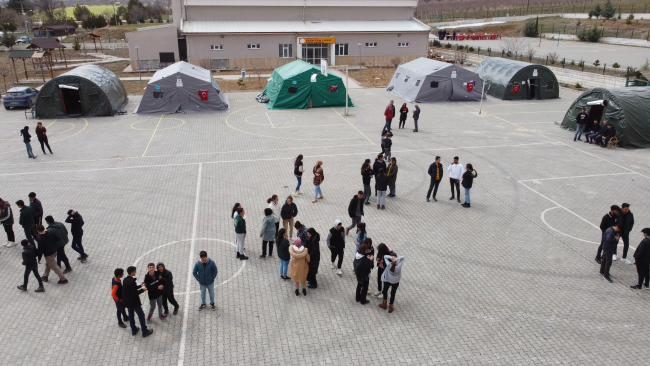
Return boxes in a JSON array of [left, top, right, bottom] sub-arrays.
[[448, 156, 464, 203], [326, 220, 346, 275], [619, 203, 635, 264], [0, 198, 16, 248]]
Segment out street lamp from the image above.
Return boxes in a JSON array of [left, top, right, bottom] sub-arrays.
[[358, 43, 362, 77], [20, 3, 33, 38], [135, 45, 141, 81]]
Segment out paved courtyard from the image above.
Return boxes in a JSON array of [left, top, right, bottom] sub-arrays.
[[1, 87, 649, 365]]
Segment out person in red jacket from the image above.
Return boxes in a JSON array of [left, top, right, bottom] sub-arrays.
[[35, 122, 53, 154], [383, 101, 395, 132]]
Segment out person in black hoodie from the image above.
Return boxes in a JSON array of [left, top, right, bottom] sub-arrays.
[[35, 225, 68, 284], [122, 266, 153, 337], [280, 196, 298, 238], [327, 220, 346, 275], [461, 163, 476, 208], [398, 103, 408, 129], [346, 191, 364, 235], [354, 243, 374, 305], [305, 227, 321, 288], [375, 168, 388, 210], [17, 239, 45, 292], [20, 126, 36, 159], [630, 228, 650, 289], [372, 154, 386, 197], [66, 209, 88, 262], [144, 263, 166, 322], [361, 159, 374, 205], [595, 205, 620, 264], [619, 203, 635, 264], [157, 262, 179, 316], [28, 192, 43, 226], [600, 123, 617, 148]]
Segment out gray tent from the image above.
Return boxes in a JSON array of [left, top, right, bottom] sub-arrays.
[[35, 65, 127, 119], [134, 61, 229, 114], [475, 58, 559, 100], [387, 58, 484, 103], [560, 87, 650, 149]]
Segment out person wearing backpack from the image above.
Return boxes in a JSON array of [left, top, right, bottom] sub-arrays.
[[461, 163, 476, 208], [353, 243, 374, 305]]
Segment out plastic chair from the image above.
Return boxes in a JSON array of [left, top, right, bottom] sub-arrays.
[[608, 134, 618, 149]]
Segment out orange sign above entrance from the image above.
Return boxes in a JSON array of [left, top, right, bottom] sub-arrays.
[[299, 37, 335, 44]]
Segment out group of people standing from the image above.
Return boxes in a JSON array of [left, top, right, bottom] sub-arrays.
[[383, 100, 420, 133], [426, 156, 477, 207], [20, 122, 54, 159]]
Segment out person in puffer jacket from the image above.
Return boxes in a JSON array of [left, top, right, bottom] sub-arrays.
[[353, 243, 374, 305]]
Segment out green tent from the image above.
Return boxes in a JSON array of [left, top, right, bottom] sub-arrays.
[[560, 87, 650, 148], [475, 58, 559, 100], [262, 60, 353, 110]]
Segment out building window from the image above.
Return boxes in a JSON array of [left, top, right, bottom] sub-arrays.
[[159, 52, 175, 63], [247, 44, 261, 49], [365, 42, 377, 47], [335, 43, 348, 56], [279, 44, 293, 58], [210, 45, 223, 50], [398, 42, 409, 47]]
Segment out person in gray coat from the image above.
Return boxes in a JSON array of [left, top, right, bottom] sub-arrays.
[[259, 208, 276, 259], [412, 105, 420, 132], [378, 253, 405, 313]]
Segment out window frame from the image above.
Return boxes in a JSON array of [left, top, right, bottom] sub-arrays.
[[365, 42, 377, 48], [210, 45, 223, 51], [247, 44, 261, 50], [278, 43, 293, 58], [398, 42, 410, 47], [335, 43, 348, 56]]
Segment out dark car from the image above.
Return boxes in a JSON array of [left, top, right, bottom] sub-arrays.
[[3, 87, 38, 109]]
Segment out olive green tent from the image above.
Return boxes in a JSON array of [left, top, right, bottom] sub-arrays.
[[261, 60, 353, 110], [475, 58, 559, 100], [560, 87, 650, 149]]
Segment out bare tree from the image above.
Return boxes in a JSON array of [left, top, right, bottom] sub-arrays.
[[197, 59, 211, 70], [0, 66, 10, 93], [454, 51, 467, 65], [499, 37, 527, 57], [526, 44, 536, 61], [34, 0, 58, 22], [249, 62, 263, 86], [547, 52, 559, 65], [390, 56, 401, 68]]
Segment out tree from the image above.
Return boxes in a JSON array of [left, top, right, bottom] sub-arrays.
[[499, 37, 527, 57], [34, 0, 58, 22], [547, 52, 559, 64], [0, 66, 10, 93], [0, 22, 18, 33], [129, 5, 147, 23], [109, 15, 121, 26], [1, 32, 16, 49], [73, 5, 92, 21], [625, 14, 634, 25], [6, 0, 32, 12], [127, 0, 144, 9], [82, 14, 108, 31], [523, 19, 538, 37], [526, 45, 536, 61], [577, 25, 601, 42], [592, 4, 602, 19], [602, 0, 616, 20], [72, 36, 81, 51]]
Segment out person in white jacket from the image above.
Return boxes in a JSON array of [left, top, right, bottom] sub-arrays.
[[447, 156, 463, 203], [267, 195, 281, 236]]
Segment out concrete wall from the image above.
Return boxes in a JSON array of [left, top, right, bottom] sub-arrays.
[[186, 6, 413, 21], [126, 26, 180, 70]]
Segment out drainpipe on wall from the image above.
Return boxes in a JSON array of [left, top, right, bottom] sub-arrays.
[[302, 0, 306, 21]]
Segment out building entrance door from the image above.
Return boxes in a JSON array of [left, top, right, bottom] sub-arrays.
[[302, 43, 329, 65]]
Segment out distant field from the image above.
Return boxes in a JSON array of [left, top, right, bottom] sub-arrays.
[[63, 5, 115, 17]]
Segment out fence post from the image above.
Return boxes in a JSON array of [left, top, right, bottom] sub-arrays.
[[603, 63, 606, 75], [582, 62, 585, 72], [647, 30, 650, 41], [546, 56, 548, 65], [616, 28, 619, 38], [601, 26, 605, 37], [562, 58, 565, 68], [631, 29, 634, 39], [552, 24, 555, 33], [563, 25, 567, 34]]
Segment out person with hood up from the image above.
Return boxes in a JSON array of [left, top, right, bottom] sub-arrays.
[[276, 228, 291, 280], [157, 262, 179, 316], [354, 243, 375, 304], [313, 161, 324, 203], [193, 250, 218, 311], [259, 207, 276, 259], [144, 263, 166, 322], [327, 220, 346, 275], [280, 195, 298, 238], [379, 253, 405, 313], [20, 126, 36, 159], [305, 227, 321, 288], [0, 198, 16, 248], [289, 237, 310, 296], [17, 239, 44, 292]]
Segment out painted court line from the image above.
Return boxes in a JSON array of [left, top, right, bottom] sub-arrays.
[[330, 107, 375, 144], [541, 207, 600, 244], [519, 172, 636, 182], [141, 114, 164, 157]]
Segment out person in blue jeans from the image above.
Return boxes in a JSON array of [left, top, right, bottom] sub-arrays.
[[574, 107, 589, 142], [294, 154, 304, 195], [193, 250, 218, 311], [461, 163, 476, 208], [20, 126, 37, 159], [276, 228, 291, 280]]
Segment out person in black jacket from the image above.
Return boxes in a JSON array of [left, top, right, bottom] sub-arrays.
[[372, 154, 386, 197], [157, 262, 179, 316], [361, 159, 374, 205], [20, 126, 36, 159], [28, 192, 43, 226], [354, 243, 374, 304], [35, 225, 68, 284], [144, 263, 165, 322], [630, 228, 650, 289], [375, 168, 388, 210], [595, 205, 620, 264], [600, 123, 617, 148], [123, 266, 153, 337], [327, 220, 346, 275], [461, 164, 476, 208], [382, 133, 393, 162], [412, 104, 420, 132], [280, 196, 298, 238], [346, 191, 364, 235], [426, 156, 444, 202], [592, 121, 609, 146], [398, 103, 408, 129], [574, 107, 589, 142], [600, 225, 621, 282], [17, 239, 45, 292], [583, 119, 600, 143], [66, 209, 88, 262], [619, 203, 635, 264], [305, 228, 321, 288]]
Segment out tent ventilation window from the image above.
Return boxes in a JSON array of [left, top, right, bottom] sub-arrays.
[[415, 80, 421, 86], [395, 73, 400, 78], [153, 91, 163, 99], [404, 76, 410, 82], [545, 81, 554, 90], [288, 86, 298, 93], [430, 81, 439, 88]]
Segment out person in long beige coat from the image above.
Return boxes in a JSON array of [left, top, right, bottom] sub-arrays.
[[289, 237, 310, 296]]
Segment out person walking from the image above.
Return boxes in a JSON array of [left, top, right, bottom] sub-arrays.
[[0, 198, 16, 248], [234, 208, 249, 260], [346, 191, 364, 235], [294, 221, 309, 247], [17, 239, 45, 292], [426, 156, 444, 202], [375, 168, 388, 210], [267, 195, 281, 236], [35, 122, 53, 154], [28, 192, 43, 226], [379, 130, 388, 155], [144, 263, 166, 322], [35, 224, 68, 284], [65, 209, 88, 262], [289, 237, 310, 296], [383, 101, 395, 131], [595, 205, 620, 264], [630, 228, 650, 290], [45, 216, 71, 274], [305, 227, 321, 288], [157, 262, 179, 316], [398, 103, 408, 129], [20, 126, 36, 159], [619, 203, 635, 264], [354, 243, 374, 305], [461, 164, 477, 208], [122, 266, 154, 337], [382, 133, 393, 163], [412, 104, 420, 132], [259, 208, 276, 259], [354, 222, 367, 252], [312, 161, 324, 203], [361, 159, 374, 205], [372, 154, 386, 197], [327, 220, 346, 275], [448, 156, 463, 203], [16, 200, 37, 247], [373, 243, 394, 298], [280, 195, 298, 238], [378, 253, 405, 313], [193, 251, 218, 311], [294, 155, 304, 195], [111, 268, 129, 328], [574, 107, 589, 142], [600, 225, 621, 282], [277, 228, 291, 280], [387, 157, 398, 197]]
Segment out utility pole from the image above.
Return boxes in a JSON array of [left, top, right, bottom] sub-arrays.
[[21, 2, 30, 38], [135, 45, 141, 81]]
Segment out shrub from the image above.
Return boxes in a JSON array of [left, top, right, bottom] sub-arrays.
[[72, 37, 81, 51], [468, 46, 474, 52], [575, 82, 583, 89], [548, 52, 559, 64], [577, 25, 601, 42], [625, 14, 634, 25], [570, 60, 576, 66], [445, 43, 452, 49], [612, 62, 620, 69], [237, 78, 246, 86], [523, 19, 538, 37], [641, 58, 650, 71], [593, 59, 600, 67]]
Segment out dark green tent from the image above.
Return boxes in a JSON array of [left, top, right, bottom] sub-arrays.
[[262, 60, 353, 110], [475, 58, 559, 100], [560, 87, 650, 149]]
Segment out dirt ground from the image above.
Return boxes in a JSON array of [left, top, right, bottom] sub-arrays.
[[348, 67, 397, 88]]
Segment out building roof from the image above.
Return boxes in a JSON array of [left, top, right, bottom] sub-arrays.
[[9, 50, 35, 59], [35, 25, 76, 30], [182, 19, 430, 34], [149, 61, 213, 84], [137, 24, 177, 32], [27, 37, 66, 50], [185, 0, 417, 7], [75, 32, 101, 39]]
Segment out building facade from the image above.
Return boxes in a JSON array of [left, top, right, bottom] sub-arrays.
[[126, 0, 429, 71]]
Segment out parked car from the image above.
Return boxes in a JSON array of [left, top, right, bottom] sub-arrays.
[[16, 36, 33, 44], [2, 87, 39, 109]]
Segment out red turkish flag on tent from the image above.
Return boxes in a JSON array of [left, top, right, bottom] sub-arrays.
[[513, 83, 520, 95], [199, 90, 208, 101], [467, 81, 474, 92]]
